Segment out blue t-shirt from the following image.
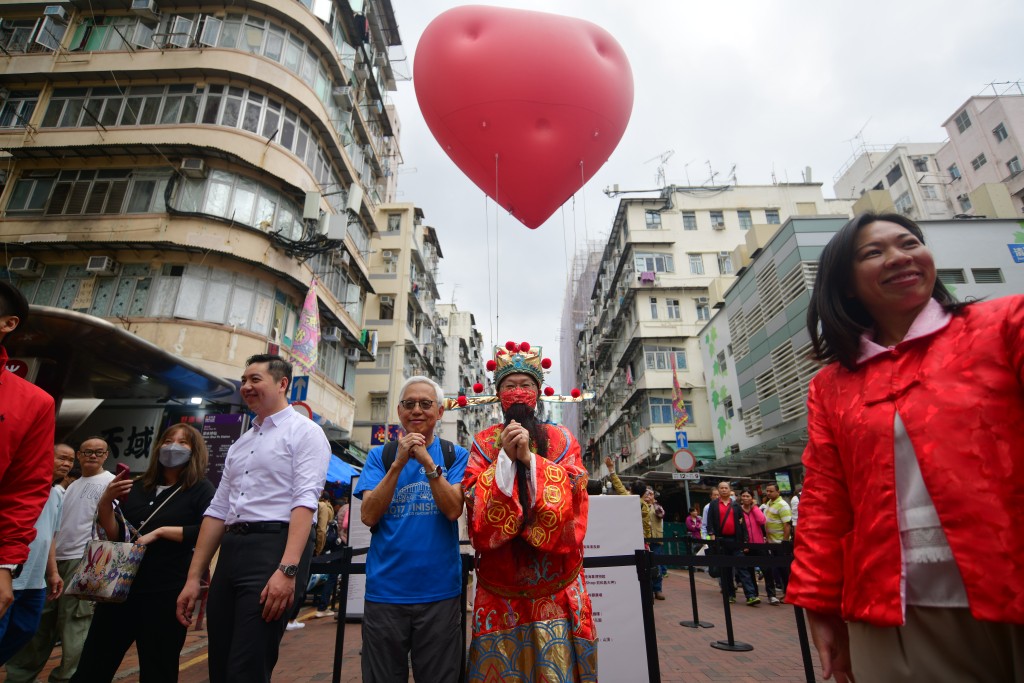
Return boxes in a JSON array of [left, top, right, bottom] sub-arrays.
[[13, 485, 64, 591], [354, 437, 468, 604]]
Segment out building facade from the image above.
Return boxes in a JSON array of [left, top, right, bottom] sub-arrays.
[[833, 143, 953, 220], [0, 0, 404, 462], [935, 92, 1024, 217], [698, 216, 1024, 486], [436, 302, 488, 448], [570, 183, 854, 480]]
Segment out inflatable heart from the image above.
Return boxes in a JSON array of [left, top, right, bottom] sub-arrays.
[[414, 6, 634, 229]]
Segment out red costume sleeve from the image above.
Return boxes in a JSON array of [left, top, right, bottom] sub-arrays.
[[786, 371, 854, 616]]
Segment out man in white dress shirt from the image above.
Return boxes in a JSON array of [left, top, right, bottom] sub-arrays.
[[176, 354, 330, 683]]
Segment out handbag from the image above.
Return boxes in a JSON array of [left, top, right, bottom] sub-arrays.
[[66, 485, 181, 603]]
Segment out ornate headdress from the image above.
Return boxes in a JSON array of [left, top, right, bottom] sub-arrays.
[[443, 340, 594, 410]]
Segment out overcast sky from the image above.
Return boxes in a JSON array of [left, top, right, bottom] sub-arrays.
[[387, 0, 1023, 389]]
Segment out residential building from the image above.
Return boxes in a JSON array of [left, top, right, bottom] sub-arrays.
[[698, 216, 1024, 485], [833, 143, 953, 220], [570, 183, 854, 480], [935, 91, 1024, 217], [436, 302, 488, 448], [353, 204, 445, 450], [0, 0, 403, 463]]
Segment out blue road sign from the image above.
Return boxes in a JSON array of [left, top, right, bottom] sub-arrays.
[[290, 375, 309, 402], [676, 431, 688, 449]]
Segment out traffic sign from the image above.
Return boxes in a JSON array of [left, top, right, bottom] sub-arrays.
[[675, 431, 688, 449], [672, 472, 700, 481], [673, 448, 696, 472], [290, 375, 309, 402], [291, 401, 313, 419]]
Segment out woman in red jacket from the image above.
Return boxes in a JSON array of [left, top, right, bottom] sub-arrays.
[[786, 212, 1024, 683]]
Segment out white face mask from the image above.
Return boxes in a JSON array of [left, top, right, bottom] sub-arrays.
[[158, 443, 192, 468]]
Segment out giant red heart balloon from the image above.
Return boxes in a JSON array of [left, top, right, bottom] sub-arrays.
[[414, 6, 634, 229]]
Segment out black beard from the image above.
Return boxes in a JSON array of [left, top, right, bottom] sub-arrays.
[[503, 403, 548, 457]]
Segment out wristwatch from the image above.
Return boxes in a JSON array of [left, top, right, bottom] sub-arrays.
[[0, 564, 22, 579], [278, 563, 299, 578], [425, 464, 443, 480]]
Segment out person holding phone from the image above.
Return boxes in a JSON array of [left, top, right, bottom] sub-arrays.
[[69, 424, 214, 683]]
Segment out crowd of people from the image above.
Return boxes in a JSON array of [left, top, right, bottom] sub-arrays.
[[3, 209, 1023, 683]]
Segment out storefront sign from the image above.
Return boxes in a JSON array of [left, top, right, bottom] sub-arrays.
[[202, 413, 247, 487]]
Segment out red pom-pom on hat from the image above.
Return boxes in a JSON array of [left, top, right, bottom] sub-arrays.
[[505, 340, 517, 351], [571, 388, 581, 398], [519, 341, 530, 352], [544, 386, 555, 396], [541, 358, 552, 369], [473, 382, 484, 393], [457, 395, 468, 407], [486, 359, 496, 371]]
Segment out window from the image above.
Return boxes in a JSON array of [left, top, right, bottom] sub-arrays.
[[971, 153, 987, 171], [7, 168, 170, 217], [682, 211, 697, 230], [937, 269, 967, 284], [971, 268, 1004, 284], [709, 210, 724, 227], [957, 194, 972, 212], [993, 122, 1008, 142], [723, 395, 734, 419], [379, 296, 394, 320], [912, 157, 929, 172], [885, 163, 903, 187], [688, 254, 704, 274], [737, 210, 752, 230], [696, 303, 711, 321], [648, 297, 658, 319], [633, 253, 674, 273], [666, 299, 680, 319], [0, 92, 38, 128], [375, 345, 391, 369], [765, 209, 780, 224], [717, 252, 733, 274], [644, 346, 686, 371], [954, 110, 972, 133], [386, 213, 401, 231], [1008, 157, 1022, 176], [370, 396, 388, 421], [644, 210, 662, 229], [647, 397, 693, 425], [717, 350, 728, 373], [894, 191, 913, 215], [921, 185, 939, 200], [948, 164, 961, 181]]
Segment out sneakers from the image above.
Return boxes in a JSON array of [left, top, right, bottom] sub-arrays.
[[746, 597, 761, 606], [768, 597, 781, 605], [654, 592, 666, 601], [728, 597, 736, 604], [313, 610, 335, 619], [285, 620, 305, 631]]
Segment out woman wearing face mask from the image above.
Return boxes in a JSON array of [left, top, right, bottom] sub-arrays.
[[71, 424, 215, 683]]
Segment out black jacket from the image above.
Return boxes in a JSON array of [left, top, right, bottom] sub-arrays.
[[706, 498, 750, 542]]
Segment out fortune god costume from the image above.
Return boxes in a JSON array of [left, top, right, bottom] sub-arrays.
[[787, 296, 1024, 627], [459, 342, 597, 683]]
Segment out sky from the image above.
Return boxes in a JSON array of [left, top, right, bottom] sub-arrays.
[[385, 0, 1023, 389]]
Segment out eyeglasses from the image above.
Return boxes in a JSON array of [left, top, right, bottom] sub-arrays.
[[79, 449, 108, 457], [399, 399, 435, 411]]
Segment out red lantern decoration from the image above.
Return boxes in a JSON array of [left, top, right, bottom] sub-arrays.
[[486, 359, 497, 371], [541, 358, 552, 369], [519, 341, 531, 352], [571, 388, 581, 398], [457, 395, 468, 407], [473, 382, 484, 393], [505, 340, 517, 351], [414, 6, 634, 229], [544, 387, 555, 396]]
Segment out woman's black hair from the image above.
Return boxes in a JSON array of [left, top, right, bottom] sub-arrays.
[[629, 480, 647, 496], [807, 211, 967, 371]]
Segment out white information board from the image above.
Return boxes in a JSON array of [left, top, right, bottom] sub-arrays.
[[345, 475, 369, 619], [583, 494, 649, 682]]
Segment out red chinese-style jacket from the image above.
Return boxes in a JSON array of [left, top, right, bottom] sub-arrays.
[[787, 295, 1024, 626]]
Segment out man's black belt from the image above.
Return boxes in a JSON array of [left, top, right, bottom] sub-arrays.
[[225, 521, 288, 535]]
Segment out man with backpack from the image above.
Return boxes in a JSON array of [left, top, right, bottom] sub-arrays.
[[354, 376, 468, 683]]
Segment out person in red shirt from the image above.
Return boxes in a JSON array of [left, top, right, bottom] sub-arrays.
[[706, 481, 759, 605], [0, 281, 56, 622]]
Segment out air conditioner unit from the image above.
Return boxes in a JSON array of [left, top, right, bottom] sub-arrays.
[[8, 256, 42, 277], [380, 295, 393, 305], [180, 158, 207, 179], [339, 251, 351, 265], [345, 347, 361, 362], [712, 221, 726, 230], [322, 326, 341, 342], [381, 250, 395, 261], [130, 0, 159, 20], [331, 86, 354, 111], [696, 296, 709, 305], [43, 6, 69, 22], [86, 255, 118, 276]]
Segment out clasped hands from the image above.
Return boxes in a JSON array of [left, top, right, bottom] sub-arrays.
[[501, 420, 533, 465], [395, 432, 433, 468]]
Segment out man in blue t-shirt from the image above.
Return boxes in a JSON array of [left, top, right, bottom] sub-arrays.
[[355, 375, 468, 683]]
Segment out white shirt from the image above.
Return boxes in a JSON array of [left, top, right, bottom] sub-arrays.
[[14, 485, 64, 590], [54, 470, 115, 560], [205, 405, 331, 524]]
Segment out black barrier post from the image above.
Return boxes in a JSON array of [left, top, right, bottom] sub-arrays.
[[679, 562, 714, 629], [331, 546, 353, 683], [634, 549, 662, 683], [793, 605, 816, 683], [709, 542, 753, 652], [459, 554, 473, 683]]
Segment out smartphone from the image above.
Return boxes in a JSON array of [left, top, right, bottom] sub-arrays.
[[115, 463, 131, 502]]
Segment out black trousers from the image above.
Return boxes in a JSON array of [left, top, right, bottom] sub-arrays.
[[70, 588, 185, 683], [207, 527, 314, 683]]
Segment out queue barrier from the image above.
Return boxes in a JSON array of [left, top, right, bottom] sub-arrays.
[[309, 536, 816, 683]]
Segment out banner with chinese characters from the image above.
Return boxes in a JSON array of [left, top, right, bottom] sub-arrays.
[[292, 278, 320, 372], [370, 424, 405, 445], [69, 407, 165, 473]]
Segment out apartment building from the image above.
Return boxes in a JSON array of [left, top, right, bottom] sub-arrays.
[[0, 0, 403, 463], [435, 302, 488, 448], [833, 143, 953, 220], [571, 183, 853, 479]]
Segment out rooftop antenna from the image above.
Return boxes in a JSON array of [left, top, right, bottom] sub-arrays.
[[683, 159, 696, 185], [726, 164, 737, 185], [644, 149, 675, 187], [843, 117, 872, 158], [703, 160, 718, 186]]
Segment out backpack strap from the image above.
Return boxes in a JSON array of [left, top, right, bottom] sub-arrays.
[[440, 439, 456, 471], [370, 441, 400, 535]]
